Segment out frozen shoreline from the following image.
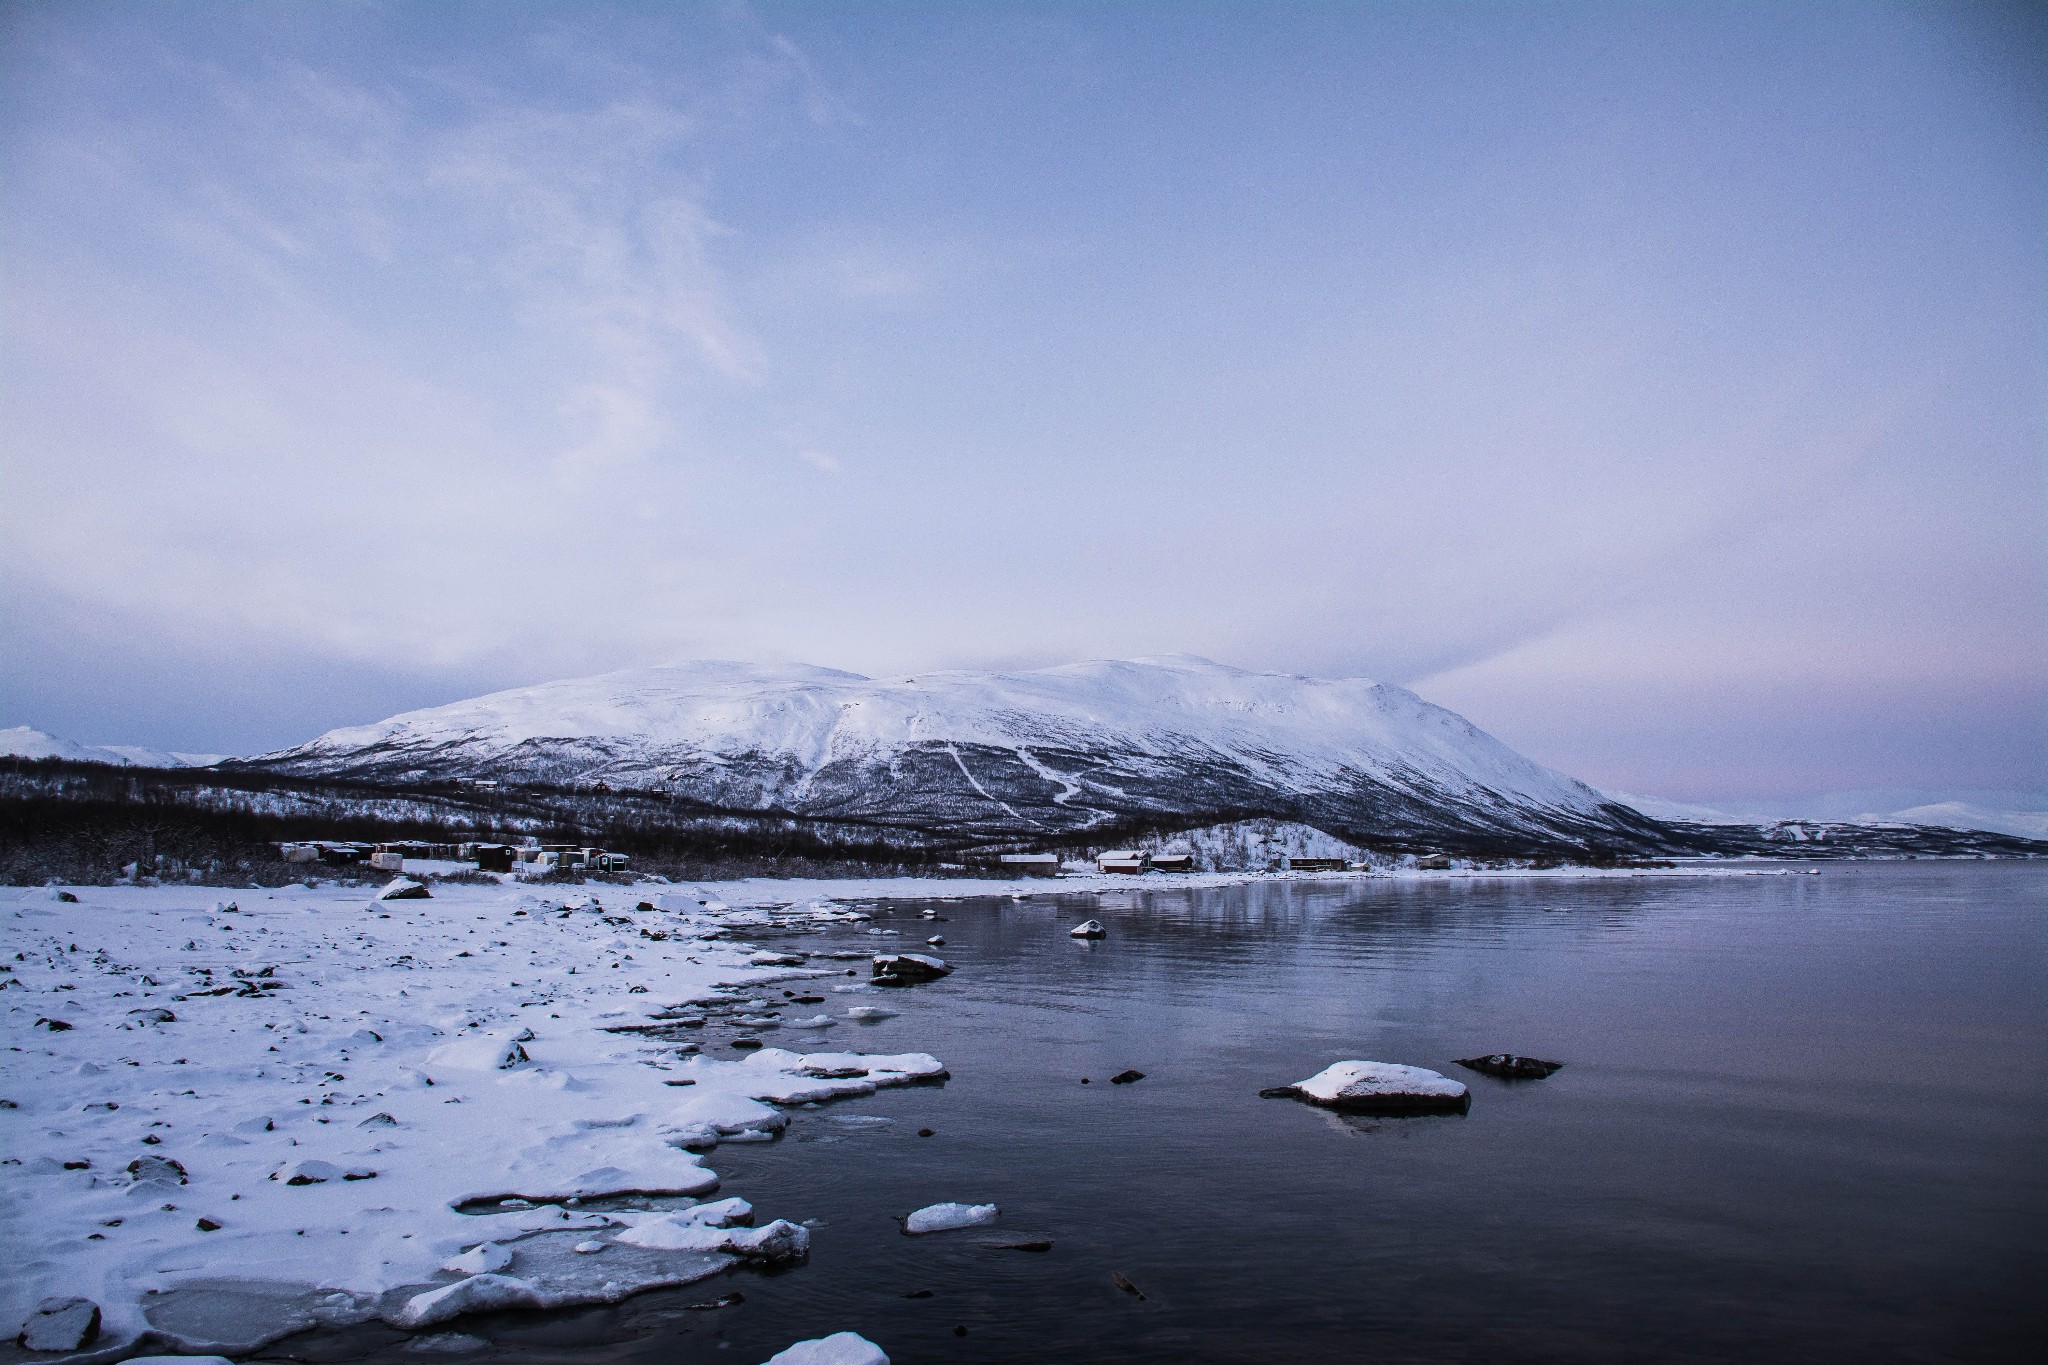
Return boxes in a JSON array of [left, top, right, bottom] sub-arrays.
[[1, 861, 1777, 1358], [0, 880, 947, 1359]]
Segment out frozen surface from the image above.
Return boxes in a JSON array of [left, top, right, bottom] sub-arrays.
[[0, 880, 943, 1352]]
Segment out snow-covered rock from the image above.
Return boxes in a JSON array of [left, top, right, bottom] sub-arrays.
[[1069, 919, 1106, 939], [871, 953, 949, 984], [902, 1202, 998, 1234], [763, 1332, 890, 1365], [1265, 1061, 1470, 1115], [18, 1296, 101, 1350], [375, 878, 432, 901]]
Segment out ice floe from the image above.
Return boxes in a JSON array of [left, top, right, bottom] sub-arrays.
[[902, 1202, 998, 1234], [763, 1332, 889, 1365]]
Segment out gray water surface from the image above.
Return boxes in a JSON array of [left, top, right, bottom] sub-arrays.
[[304, 863, 2045, 1364]]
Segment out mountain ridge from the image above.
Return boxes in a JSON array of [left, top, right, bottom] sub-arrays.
[[239, 656, 1672, 855]]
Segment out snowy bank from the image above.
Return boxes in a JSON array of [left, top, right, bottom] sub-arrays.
[[0, 881, 944, 1355]]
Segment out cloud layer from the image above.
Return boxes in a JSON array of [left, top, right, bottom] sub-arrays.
[[2, 1, 2040, 802]]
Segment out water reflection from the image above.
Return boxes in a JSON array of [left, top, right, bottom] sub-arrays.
[[320, 864, 2043, 1365]]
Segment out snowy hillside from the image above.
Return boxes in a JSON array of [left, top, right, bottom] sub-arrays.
[[1, 725, 225, 769], [248, 657, 1669, 854]]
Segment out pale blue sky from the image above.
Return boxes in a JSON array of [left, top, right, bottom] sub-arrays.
[[2, 0, 2041, 802]]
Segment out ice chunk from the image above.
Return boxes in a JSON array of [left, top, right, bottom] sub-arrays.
[[393, 1274, 541, 1328], [441, 1242, 512, 1274], [762, 1332, 889, 1365], [902, 1202, 997, 1234], [846, 1006, 896, 1021]]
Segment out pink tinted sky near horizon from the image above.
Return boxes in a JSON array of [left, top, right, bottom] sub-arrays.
[[0, 1, 2040, 803]]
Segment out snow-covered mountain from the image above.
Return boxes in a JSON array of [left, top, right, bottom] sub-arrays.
[[246, 656, 1671, 853], [1604, 789, 2048, 842], [0, 726, 226, 769]]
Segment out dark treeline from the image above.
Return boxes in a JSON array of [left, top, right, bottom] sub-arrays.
[[0, 759, 974, 885]]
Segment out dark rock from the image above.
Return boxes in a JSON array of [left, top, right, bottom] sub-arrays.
[[792, 995, 825, 1005], [917, 1128, 935, 1137], [986, 1238, 1053, 1252], [953, 1325, 968, 1337], [1454, 1053, 1565, 1080], [33, 1018, 72, 1032], [1110, 1069, 1145, 1085], [127, 1007, 177, 1024], [903, 1290, 933, 1299], [196, 1217, 221, 1231], [1257, 1085, 1303, 1100], [55, 892, 78, 903], [357, 1112, 399, 1127], [731, 1038, 764, 1050], [62, 1160, 90, 1170], [1111, 1271, 1146, 1300], [18, 1296, 100, 1351]]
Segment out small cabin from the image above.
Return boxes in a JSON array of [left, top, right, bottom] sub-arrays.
[[1096, 849, 1150, 874], [1148, 852, 1194, 873], [1285, 856, 1349, 873], [474, 844, 515, 873], [998, 853, 1061, 877]]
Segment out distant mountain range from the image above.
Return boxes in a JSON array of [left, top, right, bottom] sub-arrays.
[[8, 660, 2041, 860], [0, 726, 226, 770]]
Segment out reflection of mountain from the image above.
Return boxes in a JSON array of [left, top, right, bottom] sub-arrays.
[[244, 656, 1672, 855]]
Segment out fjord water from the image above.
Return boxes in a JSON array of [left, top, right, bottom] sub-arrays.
[[373, 864, 2044, 1364]]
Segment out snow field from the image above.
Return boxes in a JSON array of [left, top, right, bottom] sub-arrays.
[[0, 879, 946, 1353]]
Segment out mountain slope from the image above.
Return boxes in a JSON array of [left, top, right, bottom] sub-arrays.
[[244, 656, 1674, 854]]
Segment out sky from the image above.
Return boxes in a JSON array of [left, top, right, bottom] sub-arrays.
[[1, 0, 2042, 805]]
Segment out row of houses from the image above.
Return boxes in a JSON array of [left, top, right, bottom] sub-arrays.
[[275, 839, 629, 876]]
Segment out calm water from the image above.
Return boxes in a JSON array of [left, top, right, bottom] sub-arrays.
[[319, 863, 2046, 1364]]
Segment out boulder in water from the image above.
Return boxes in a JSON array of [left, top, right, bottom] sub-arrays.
[[1068, 919, 1106, 939], [1454, 1053, 1564, 1080], [1261, 1060, 1469, 1115], [872, 953, 950, 986]]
